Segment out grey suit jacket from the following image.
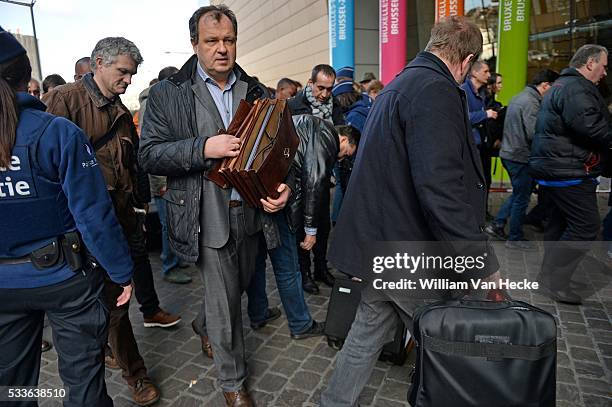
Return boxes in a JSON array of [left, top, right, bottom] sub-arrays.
[[191, 72, 261, 249], [138, 55, 275, 261]]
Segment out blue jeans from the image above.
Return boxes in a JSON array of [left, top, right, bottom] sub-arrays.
[[494, 159, 532, 241], [246, 213, 313, 335], [154, 196, 179, 274]]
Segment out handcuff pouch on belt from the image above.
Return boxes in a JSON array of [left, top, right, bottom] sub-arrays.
[[30, 231, 84, 272]]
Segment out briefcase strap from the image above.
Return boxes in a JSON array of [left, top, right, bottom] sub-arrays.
[[422, 335, 556, 360]]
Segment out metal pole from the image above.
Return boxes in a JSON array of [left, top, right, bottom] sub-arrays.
[[29, 1, 43, 80]]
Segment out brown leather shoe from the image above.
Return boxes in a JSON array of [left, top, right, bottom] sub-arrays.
[[223, 388, 254, 407], [191, 321, 213, 359], [41, 340, 52, 353], [143, 309, 181, 328], [129, 377, 160, 406], [105, 354, 120, 370]]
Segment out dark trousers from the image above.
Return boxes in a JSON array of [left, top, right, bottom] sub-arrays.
[[0, 270, 112, 407], [526, 184, 552, 224], [103, 277, 147, 387], [539, 182, 600, 290], [131, 213, 161, 319], [297, 190, 331, 275]]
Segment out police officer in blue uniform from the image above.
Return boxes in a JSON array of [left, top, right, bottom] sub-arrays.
[[0, 28, 133, 406]]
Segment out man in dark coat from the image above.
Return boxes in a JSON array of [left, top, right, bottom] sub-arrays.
[[287, 64, 344, 293], [530, 44, 610, 305], [320, 17, 499, 406]]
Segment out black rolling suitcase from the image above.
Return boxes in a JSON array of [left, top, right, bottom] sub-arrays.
[[324, 276, 411, 365], [408, 296, 557, 407]]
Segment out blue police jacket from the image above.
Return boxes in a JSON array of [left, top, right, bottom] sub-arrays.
[[0, 93, 133, 288]]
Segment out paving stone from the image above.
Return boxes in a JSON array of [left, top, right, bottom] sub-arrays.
[[284, 344, 312, 361], [557, 352, 571, 367], [269, 358, 301, 377], [357, 386, 377, 406], [248, 359, 269, 377], [587, 319, 612, 331], [560, 311, 585, 324], [174, 363, 207, 383], [563, 322, 588, 335], [184, 376, 215, 397], [173, 395, 206, 407], [302, 356, 333, 373], [158, 377, 185, 399], [570, 347, 601, 364], [566, 334, 595, 348], [557, 366, 576, 384], [161, 351, 193, 369], [582, 394, 612, 407], [583, 308, 609, 320], [597, 343, 612, 358], [251, 389, 275, 406], [266, 334, 292, 350], [252, 346, 282, 363], [556, 384, 582, 405], [379, 379, 409, 401], [573, 361, 607, 379], [371, 397, 410, 407], [256, 373, 288, 393], [577, 377, 612, 397], [275, 388, 310, 406], [289, 370, 321, 391], [314, 342, 340, 359]]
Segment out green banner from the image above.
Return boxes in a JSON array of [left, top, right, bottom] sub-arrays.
[[491, 0, 531, 185], [496, 0, 531, 105]]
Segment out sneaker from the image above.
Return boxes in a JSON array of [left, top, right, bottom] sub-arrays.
[[484, 223, 508, 240], [250, 306, 282, 330], [505, 239, 538, 251], [290, 320, 326, 340], [143, 309, 181, 328], [163, 269, 192, 284], [129, 377, 160, 406]]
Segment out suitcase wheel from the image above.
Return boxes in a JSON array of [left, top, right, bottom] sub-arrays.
[[326, 336, 344, 350]]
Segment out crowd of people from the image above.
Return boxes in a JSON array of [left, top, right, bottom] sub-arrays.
[[0, 3, 610, 407]]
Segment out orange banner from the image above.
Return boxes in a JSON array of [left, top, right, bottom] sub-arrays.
[[435, 0, 464, 22]]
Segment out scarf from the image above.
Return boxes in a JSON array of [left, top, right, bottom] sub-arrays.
[[305, 85, 333, 123]]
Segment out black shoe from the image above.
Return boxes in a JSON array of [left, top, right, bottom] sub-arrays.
[[291, 321, 325, 340], [250, 307, 282, 330], [314, 268, 335, 287], [302, 273, 319, 295], [484, 223, 508, 240], [537, 281, 582, 305]]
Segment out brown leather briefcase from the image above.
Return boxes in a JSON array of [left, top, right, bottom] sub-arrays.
[[206, 98, 299, 208]]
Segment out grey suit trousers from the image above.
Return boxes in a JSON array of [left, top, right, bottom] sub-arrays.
[[194, 206, 259, 391]]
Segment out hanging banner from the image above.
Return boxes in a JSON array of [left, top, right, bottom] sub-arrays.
[[435, 0, 465, 22], [329, 0, 355, 71], [496, 0, 531, 105], [379, 0, 407, 85]]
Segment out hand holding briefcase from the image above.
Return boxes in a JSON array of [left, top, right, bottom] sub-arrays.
[[207, 98, 299, 208]]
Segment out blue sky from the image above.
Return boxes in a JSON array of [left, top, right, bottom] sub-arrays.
[[1, 0, 209, 108]]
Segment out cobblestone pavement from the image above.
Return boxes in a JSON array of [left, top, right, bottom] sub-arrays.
[[38, 193, 611, 406]]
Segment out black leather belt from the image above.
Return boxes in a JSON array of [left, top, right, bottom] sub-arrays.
[[229, 200, 243, 208]]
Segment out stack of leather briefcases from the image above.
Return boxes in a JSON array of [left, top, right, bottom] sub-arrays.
[[207, 98, 299, 207]]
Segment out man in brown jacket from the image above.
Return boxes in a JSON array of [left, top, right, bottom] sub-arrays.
[[44, 37, 172, 406]]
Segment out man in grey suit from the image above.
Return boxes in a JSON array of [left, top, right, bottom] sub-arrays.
[[138, 5, 291, 406]]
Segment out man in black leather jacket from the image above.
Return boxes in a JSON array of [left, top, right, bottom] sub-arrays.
[[529, 44, 611, 305], [246, 116, 359, 340]]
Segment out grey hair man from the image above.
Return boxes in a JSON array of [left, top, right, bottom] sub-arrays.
[[530, 44, 610, 305], [45, 37, 180, 406], [321, 16, 499, 406]]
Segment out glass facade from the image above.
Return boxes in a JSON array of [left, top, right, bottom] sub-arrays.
[[464, 0, 612, 93]]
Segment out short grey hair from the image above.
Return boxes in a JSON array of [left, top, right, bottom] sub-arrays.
[[569, 44, 608, 69], [90, 37, 143, 71]]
